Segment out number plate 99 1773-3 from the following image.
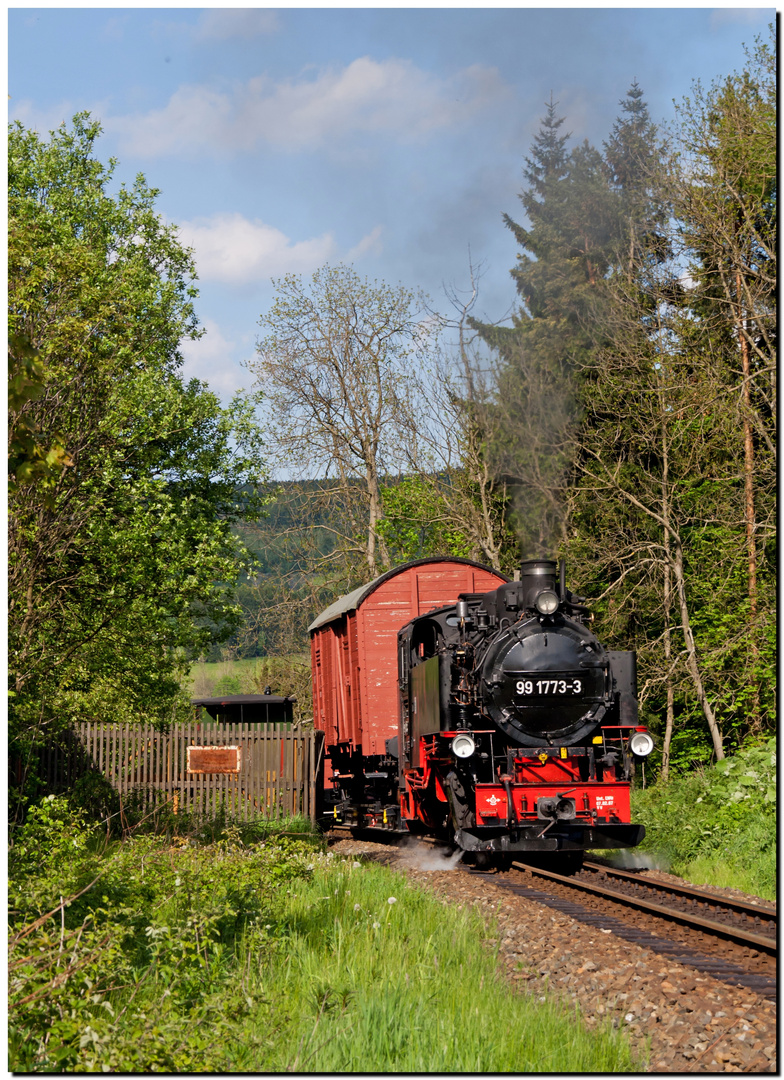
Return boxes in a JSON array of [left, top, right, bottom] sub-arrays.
[[515, 679, 583, 696]]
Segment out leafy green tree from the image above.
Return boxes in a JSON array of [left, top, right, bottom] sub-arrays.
[[670, 30, 776, 733], [377, 476, 477, 564], [563, 36, 776, 771], [8, 115, 266, 794], [564, 290, 731, 767], [8, 334, 73, 498], [602, 82, 678, 755]]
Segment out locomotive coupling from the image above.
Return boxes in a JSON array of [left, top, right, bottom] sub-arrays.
[[536, 796, 577, 821]]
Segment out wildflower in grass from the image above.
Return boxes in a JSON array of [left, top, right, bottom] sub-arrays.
[[372, 922, 380, 929], [354, 904, 361, 912], [352, 861, 361, 869], [387, 896, 397, 905]]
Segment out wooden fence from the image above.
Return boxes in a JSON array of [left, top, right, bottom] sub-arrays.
[[38, 722, 324, 822]]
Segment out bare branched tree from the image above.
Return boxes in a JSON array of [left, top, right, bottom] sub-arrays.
[[250, 264, 436, 582]]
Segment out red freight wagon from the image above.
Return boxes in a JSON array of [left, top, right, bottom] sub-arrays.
[[309, 558, 508, 827]]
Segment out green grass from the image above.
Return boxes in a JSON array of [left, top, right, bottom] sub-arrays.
[[9, 800, 642, 1073], [674, 855, 767, 897], [187, 657, 268, 695], [237, 858, 641, 1072], [631, 738, 776, 901]]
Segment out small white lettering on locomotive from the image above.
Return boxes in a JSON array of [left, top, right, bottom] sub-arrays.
[[515, 679, 583, 695]]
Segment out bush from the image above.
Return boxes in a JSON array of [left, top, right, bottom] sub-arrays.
[[8, 829, 319, 1072], [9, 794, 97, 875], [632, 738, 776, 899]]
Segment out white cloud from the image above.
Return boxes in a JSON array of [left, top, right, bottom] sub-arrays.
[[347, 225, 384, 261], [106, 58, 508, 158], [709, 8, 770, 29], [193, 8, 280, 41], [102, 14, 131, 43], [176, 212, 383, 285], [9, 98, 99, 137], [179, 318, 247, 396]]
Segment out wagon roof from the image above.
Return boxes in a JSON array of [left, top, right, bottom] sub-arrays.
[[307, 556, 508, 633]]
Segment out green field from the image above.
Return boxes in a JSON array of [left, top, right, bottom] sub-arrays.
[[187, 656, 312, 720], [187, 658, 267, 697]]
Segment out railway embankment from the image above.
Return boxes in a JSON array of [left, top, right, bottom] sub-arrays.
[[333, 837, 777, 1073], [9, 811, 639, 1073]]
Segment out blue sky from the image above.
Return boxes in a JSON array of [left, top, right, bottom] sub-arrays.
[[9, 6, 774, 400]]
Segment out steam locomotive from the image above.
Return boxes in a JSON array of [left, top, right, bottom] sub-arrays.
[[310, 557, 650, 866]]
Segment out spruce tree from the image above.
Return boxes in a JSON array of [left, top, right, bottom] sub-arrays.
[[472, 97, 616, 556]]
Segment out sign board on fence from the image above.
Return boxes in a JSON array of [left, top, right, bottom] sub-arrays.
[[187, 745, 241, 774]]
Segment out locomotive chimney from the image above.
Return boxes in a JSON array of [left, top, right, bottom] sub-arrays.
[[519, 559, 558, 612]]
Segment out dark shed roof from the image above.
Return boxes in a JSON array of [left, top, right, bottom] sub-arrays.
[[191, 694, 296, 723]]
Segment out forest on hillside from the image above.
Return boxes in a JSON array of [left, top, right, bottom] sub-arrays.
[[9, 28, 775, 794]]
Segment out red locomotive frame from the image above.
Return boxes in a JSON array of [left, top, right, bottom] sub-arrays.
[[396, 726, 645, 856]]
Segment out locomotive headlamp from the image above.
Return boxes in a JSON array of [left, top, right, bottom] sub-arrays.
[[451, 733, 476, 759], [629, 731, 655, 757], [535, 589, 559, 615]]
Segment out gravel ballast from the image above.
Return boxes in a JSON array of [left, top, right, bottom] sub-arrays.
[[332, 838, 776, 1073]]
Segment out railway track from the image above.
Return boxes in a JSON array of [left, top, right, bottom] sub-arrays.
[[511, 859, 775, 951], [483, 858, 776, 1000], [329, 829, 776, 1000]]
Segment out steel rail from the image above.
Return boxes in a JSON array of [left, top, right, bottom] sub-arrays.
[[583, 861, 776, 921], [511, 859, 776, 954]]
